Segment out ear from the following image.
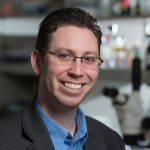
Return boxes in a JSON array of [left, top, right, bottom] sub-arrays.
[[31, 50, 42, 75]]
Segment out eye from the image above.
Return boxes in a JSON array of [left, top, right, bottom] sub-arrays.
[[83, 56, 97, 64], [56, 51, 73, 60]]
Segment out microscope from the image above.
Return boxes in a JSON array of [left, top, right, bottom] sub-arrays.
[[102, 55, 145, 146]]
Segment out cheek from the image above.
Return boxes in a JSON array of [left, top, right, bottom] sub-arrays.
[[88, 69, 99, 82], [47, 63, 68, 82], [48, 64, 66, 75], [43, 65, 58, 92]]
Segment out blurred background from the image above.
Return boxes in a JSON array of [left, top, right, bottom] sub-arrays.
[[0, 0, 150, 149]]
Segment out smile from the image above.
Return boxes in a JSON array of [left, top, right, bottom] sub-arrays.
[[64, 82, 82, 89]]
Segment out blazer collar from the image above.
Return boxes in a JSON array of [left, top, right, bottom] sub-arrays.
[[22, 103, 107, 150], [85, 133, 107, 150], [22, 103, 55, 150], [85, 116, 107, 150]]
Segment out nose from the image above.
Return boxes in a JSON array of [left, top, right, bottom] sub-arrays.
[[68, 58, 84, 77]]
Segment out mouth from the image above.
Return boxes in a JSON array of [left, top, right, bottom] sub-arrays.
[[62, 82, 83, 90]]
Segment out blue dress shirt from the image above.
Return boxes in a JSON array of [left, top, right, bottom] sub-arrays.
[[35, 98, 88, 150]]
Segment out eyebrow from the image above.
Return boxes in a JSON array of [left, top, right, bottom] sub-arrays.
[[54, 47, 99, 56]]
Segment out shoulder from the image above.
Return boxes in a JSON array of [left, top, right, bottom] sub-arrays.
[[85, 116, 125, 149], [0, 112, 22, 148], [0, 110, 22, 127], [86, 115, 114, 132], [0, 111, 23, 136], [0, 106, 32, 149], [86, 115, 124, 142]]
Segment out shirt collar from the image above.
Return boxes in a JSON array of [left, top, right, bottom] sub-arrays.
[[35, 97, 88, 148]]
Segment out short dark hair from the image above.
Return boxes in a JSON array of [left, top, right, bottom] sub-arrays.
[[35, 7, 102, 51]]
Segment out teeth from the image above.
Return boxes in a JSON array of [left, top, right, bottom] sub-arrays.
[[64, 82, 82, 89]]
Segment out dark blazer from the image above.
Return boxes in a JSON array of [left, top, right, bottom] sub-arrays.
[[0, 103, 125, 150]]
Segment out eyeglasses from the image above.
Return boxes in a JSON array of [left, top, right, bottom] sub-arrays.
[[40, 49, 103, 69]]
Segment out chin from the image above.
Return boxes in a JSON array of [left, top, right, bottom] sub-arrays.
[[59, 97, 83, 108]]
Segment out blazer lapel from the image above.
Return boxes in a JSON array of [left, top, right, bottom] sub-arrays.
[[85, 132, 107, 150], [22, 103, 55, 150], [85, 116, 107, 150], [28, 134, 54, 150]]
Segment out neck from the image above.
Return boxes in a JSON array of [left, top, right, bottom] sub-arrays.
[[47, 108, 77, 136], [38, 96, 77, 136]]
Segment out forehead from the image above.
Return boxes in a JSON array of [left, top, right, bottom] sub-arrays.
[[49, 25, 99, 54]]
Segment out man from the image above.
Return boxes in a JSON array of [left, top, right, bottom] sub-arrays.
[[0, 8, 125, 150]]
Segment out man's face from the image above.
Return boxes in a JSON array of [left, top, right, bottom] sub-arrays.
[[35, 26, 99, 109]]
